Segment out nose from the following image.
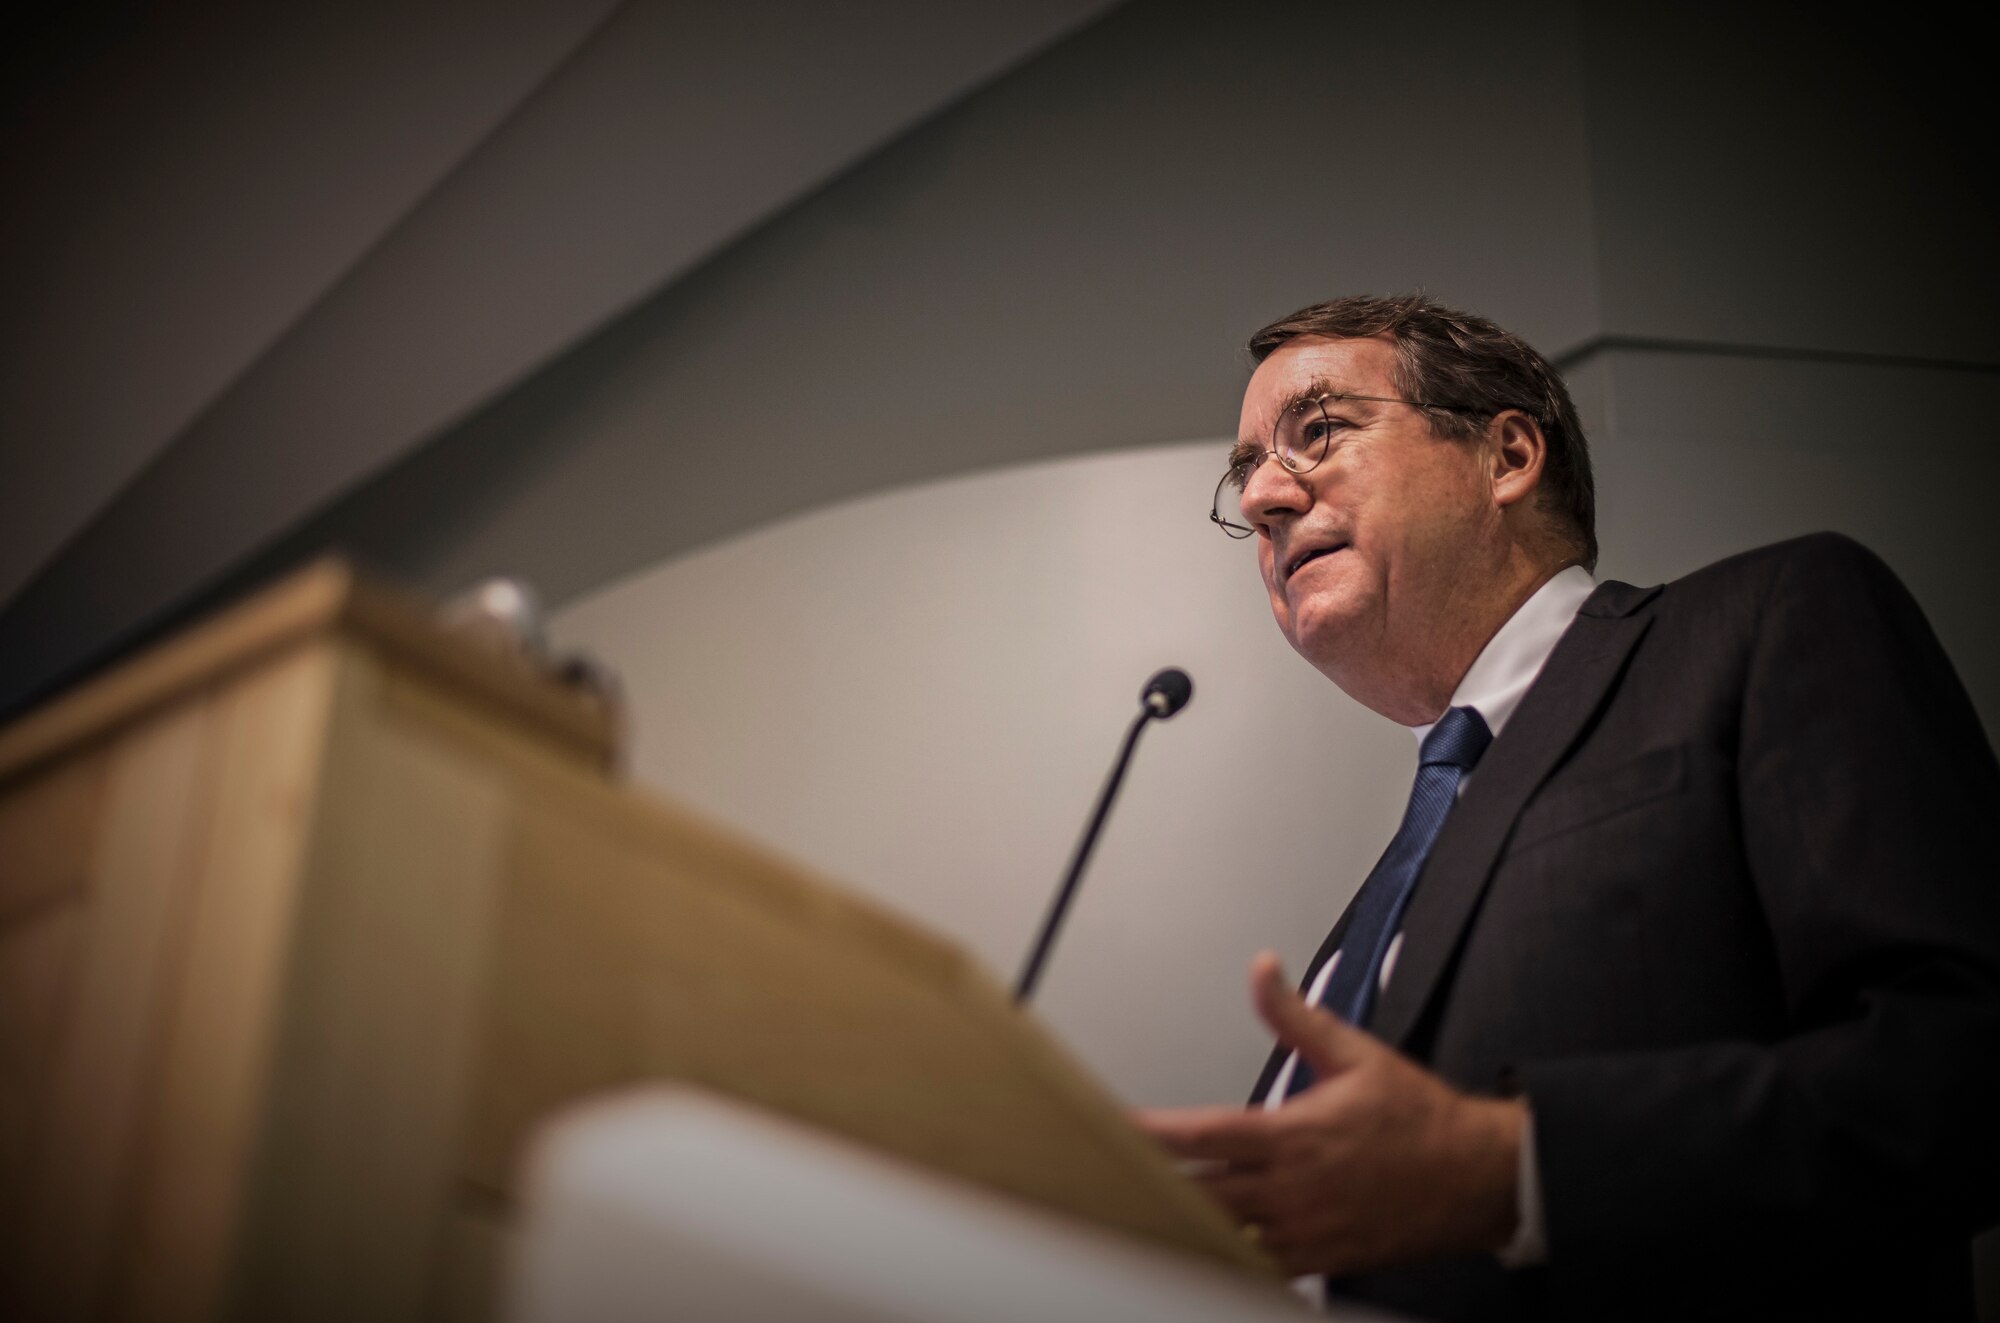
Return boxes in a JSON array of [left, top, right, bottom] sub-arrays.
[[1239, 453, 1312, 534]]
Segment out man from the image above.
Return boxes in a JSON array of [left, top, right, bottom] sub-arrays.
[[1135, 295, 2000, 1320]]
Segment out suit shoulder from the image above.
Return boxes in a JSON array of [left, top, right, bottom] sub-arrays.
[[1663, 532, 1902, 608], [1631, 534, 1920, 664]]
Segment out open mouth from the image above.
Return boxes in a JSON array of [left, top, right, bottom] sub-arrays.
[[1284, 543, 1348, 581]]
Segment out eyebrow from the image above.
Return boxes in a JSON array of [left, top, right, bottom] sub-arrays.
[[1235, 375, 1379, 449]]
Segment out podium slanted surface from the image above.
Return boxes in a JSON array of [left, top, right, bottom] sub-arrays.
[[0, 561, 1271, 1322]]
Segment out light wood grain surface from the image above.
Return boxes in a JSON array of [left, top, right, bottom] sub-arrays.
[[0, 561, 1273, 1322]]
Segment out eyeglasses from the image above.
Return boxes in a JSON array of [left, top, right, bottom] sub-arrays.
[[1209, 392, 1475, 538]]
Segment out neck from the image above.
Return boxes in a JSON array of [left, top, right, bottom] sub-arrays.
[[1328, 550, 1566, 726]]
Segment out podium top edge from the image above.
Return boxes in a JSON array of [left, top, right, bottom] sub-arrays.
[[0, 557, 618, 781]]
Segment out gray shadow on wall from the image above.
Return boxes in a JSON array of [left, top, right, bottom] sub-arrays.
[[189, 0, 1608, 615]]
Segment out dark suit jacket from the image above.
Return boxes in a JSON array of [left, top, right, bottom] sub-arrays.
[[1251, 534, 2000, 1321]]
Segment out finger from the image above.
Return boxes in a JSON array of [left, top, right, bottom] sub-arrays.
[[1131, 1105, 1278, 1165], [1197, 1169, 1274, 1222], [1250, 950, 1374, 1080]]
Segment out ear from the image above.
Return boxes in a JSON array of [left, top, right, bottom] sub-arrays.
[[1486, 411, 1547, 511]]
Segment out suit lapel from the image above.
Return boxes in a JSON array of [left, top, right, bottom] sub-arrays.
[[1367, 579, 1662, 1053]]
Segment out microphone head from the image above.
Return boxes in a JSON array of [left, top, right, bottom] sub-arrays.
[[1141, 667, 1194, 719]]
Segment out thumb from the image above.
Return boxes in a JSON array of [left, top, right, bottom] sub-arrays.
[[1250, 950, 1373, 1080]]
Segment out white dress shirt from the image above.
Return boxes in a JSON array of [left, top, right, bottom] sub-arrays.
[[1265, 565, 1595, 1285]]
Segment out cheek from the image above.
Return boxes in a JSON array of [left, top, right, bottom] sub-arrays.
[[1364, 462, 1479, 561], [1256, 544, 1300, 634]]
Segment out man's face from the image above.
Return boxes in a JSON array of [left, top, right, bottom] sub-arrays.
[[1234, 335, 1496, 678]]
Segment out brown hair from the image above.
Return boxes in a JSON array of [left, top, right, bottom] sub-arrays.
[[1249, 294, 1597, 571]]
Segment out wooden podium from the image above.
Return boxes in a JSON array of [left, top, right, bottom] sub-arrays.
[[0, 562, 1271, 1322]]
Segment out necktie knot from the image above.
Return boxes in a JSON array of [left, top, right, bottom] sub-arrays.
[[1420, 705, 1492, 771]]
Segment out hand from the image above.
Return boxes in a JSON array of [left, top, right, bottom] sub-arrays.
[[1133, 952, 1524, 1277]]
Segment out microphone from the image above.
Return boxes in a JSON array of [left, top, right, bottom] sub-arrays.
[[1142, 667, 1193, 718], [1013, 668, 1194, 1004]]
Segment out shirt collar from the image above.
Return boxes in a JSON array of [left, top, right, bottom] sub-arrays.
[[1409, 565, 1596, 745]]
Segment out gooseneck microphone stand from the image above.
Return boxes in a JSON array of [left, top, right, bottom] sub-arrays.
[[1013, 669, 1192, 1004]]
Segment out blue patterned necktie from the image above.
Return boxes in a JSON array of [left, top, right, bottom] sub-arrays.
[[1285, 705, 1491, 1097]]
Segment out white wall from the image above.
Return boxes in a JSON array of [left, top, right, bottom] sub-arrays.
[[554, 442, 1408, 1107]]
